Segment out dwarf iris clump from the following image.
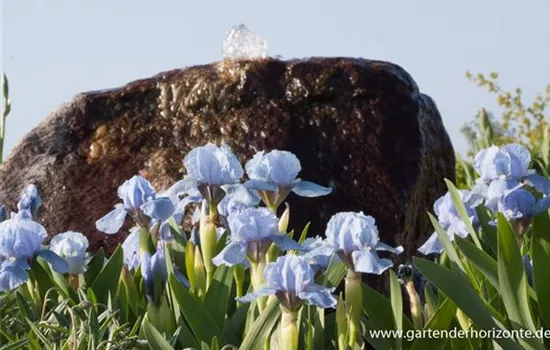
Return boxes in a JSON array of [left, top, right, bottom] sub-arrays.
[[5, 140, 550, 350], [0, 209, 69, 292]]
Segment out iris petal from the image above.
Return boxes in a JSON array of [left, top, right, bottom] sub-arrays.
[[95, 205, 127, 234], [212, 242, 248, 267], [352, 250, 393, 275], [299, 284, 337, 308], [236, 286, 279, 303], [418, 232, 444, 255], [140, 197, 175, 221], [272, 234, 303, 251], [0, 261, 29, 292], [525, 174, 550, 195], [291, 181, 332, 197], [37, 249, 70, 274]]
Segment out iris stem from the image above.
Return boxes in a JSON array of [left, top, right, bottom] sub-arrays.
[[251, 260, 267, 312], [280, 307, 299, 350], [234, 266, 245, 308], [345, 270, 362, 349], [69, 275, 79, 291]]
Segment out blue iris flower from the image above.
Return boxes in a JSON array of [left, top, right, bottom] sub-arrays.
[[0, 215, 69, 291], [17, 184, 41, 219], [140, 244, 168, 305], [49, 231, 89, 275], [217, 196, 250, 218], [167, 143, 251, 206], [498, 188, 550, 221], [244, 150, 332, 208], [95, 175, 175, 234], [184, 143, 244, 187], [306, 212, 403, 274], [418, 190, 483, 255], [237, 254, 337, 310], [474, 144, 550, 201], [212, 207, 302, 267], [301, 236, 334, 272]]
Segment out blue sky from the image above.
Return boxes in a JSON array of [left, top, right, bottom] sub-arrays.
[[1, 0, 549, 156]]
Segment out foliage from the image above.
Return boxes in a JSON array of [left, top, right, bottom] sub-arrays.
[[0, 140, 549, 349]]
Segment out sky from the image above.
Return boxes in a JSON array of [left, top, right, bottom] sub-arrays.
[[1, 0, 549, 157]]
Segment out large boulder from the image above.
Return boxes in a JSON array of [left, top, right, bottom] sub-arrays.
[[0, 58, 455, 260]]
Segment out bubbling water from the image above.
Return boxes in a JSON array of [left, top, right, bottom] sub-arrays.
[[222, 24, 268, 60]]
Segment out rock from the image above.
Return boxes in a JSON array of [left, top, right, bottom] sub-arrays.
[[0, 58, 455, 260]]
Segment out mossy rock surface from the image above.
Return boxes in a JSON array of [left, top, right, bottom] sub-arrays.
[[0, 57, 455, 259]]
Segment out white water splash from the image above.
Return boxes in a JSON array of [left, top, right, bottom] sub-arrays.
[[222, 24, 268, 60]]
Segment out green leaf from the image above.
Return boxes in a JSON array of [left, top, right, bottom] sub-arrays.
[[298, 222, 311, 243], [169, 273, 231, 345], [229, 303, 250, 340], [319, 258, 346, 288], [28, 259, 55, 299], [455, 236, 498, 290], [362, 318, 393, 350], [542, 125, 550, 167], [142, 318, 174, 350], [210, 336, 220, 350], [497, 213, 537, 332], [428, 212, 465, 273], [532, 210, 550, 328], [444, 179, 482, 249], [15, 291, 35, 321], [90, 245, 123, 304], [175, 321, 201, 349], [362, 282, 414, 333], [389, 269, 403, 350], [413, 257, 522, 350], [84, 248, 105, 286], [424, 283, 439, 318], [476, 206, 498, 257], [239, 300, 281, 350], [0, 338, 30, 350], [410, 298, 456, 350], [25, 318, 52, 347], [203, 265, 234, 327]]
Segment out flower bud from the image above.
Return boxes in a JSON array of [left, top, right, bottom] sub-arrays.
[[185, 241, 196, 292], [194, 246, 206, 301], [199, 201, 218, 288], [278, 203, 290, 233], [336, 293, 348, 350]]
